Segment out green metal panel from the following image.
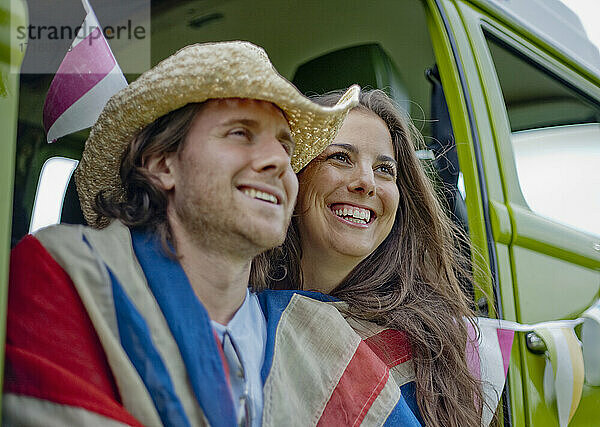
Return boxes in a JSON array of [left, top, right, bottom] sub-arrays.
[[496, 243, 526, 425], [489, 200, 511, 244], [454, 1, 600, 425], [425, 0, 496, 304], [431, 0, 527, 424], [0, 0, 26, 415], [427, 2, 535, 424], [510, 205, 600, 271]]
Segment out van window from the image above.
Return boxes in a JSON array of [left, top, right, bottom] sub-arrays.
[[29, 156, 78, 233], [486, 36, 600, 237]]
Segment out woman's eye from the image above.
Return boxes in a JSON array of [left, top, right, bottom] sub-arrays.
[[376, 164, 396, 177], [327, 152, 351, 163]]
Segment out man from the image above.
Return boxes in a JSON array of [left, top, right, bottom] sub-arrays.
[[5, 42, 421, 426]]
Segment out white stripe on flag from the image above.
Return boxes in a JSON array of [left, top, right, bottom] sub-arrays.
[[477, 322, 509, 427], [71, 6, 101, 49], [46, 64, 127, 142]]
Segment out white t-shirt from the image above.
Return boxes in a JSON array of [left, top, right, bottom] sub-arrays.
[[211, 289, 267, 427]]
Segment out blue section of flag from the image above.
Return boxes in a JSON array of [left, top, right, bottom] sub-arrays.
[[131, 231, 237, 427], [108, 268, 191, 427], [400, 382, 424, 425], [383, 387, 423, 427]]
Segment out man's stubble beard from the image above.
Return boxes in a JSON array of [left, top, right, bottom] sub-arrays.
[[174, 184, 290, 259]]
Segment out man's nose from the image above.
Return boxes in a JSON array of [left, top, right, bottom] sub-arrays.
[[347, 164, 376, 197], [251, 138, 290, 176]]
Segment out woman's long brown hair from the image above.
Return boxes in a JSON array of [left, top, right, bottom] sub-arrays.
[[251, 89, 489, 426]]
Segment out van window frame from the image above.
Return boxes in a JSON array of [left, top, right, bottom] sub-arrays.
[[473, 15, 600, 266], [431, 0, 502, 310], [471, 15, 600, 426]]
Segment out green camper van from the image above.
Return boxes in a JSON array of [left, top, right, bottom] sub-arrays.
[[1, 0, 599, 424]]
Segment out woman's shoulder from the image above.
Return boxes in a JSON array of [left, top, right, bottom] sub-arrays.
[[325, 312, 418, 387]]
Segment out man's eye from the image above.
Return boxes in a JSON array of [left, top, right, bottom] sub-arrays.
[[280, 140, 294, 156], [229, 128, 250, 139]]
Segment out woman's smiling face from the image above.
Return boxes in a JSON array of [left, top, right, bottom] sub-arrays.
[[296, 110, 400, 262]]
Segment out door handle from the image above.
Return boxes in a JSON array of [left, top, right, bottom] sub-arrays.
[[525, 331, 547, 354]]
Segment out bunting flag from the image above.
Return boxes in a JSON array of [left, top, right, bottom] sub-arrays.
[[43, 0, 128, 143], [472, 311, 600, 427], [466, 318, 515, 426], [582, 300, 600, 386], [535, 326, 584, 427]]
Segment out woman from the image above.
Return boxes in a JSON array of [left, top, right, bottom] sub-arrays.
[[252, 89, 488, 426]]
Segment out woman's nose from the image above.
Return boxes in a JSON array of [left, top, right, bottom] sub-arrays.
[[347, 166, 375, 197]]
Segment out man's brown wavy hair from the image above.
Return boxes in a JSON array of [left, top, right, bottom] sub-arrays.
[[251, 89, 491, 427], [94, 102, 204, 250]]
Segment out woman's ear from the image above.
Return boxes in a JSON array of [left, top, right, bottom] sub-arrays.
[[144, 152, 177, 191]]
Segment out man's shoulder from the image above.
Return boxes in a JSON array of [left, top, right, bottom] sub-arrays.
[[33, 222, 86, 247], [10, 225, 86, 281], [31, 220, 130, 263], [7, 227, 142, 427], [33, 220, 128, 246]]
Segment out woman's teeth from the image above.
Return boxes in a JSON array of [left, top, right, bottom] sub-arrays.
[[333, 206, 371, 224], [243, 188, 278, 204]]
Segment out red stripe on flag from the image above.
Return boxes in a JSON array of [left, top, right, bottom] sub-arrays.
[[6, 235, 141, 426], [213, 330, 231, 389], [364, 329, 412, 368], [43, 26, 116, 132], [317, 341, 390, 427], [5, 345, 143, 426]]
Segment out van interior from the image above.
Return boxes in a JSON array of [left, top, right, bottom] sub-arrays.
[[13, 0, 468, 246]]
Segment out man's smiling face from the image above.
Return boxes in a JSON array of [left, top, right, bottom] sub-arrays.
[[165, 98, 298, 253]]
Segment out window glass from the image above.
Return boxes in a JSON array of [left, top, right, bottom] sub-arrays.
[[29, 156, 78, 233], [512, 124, 600, 236], [486, 36, 600, 236]]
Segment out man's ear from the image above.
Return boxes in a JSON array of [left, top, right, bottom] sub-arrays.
[[144, 152, 177, 191]]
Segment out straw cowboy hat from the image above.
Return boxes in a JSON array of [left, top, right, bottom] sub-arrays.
[[75, 40, 359, 227]]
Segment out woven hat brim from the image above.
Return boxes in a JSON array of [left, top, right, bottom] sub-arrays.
[[75, 41, 359, 228]]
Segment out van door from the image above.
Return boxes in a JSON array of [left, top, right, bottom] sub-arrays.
[[0, 0, 27, 398], [442, 0, 600, 425]]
